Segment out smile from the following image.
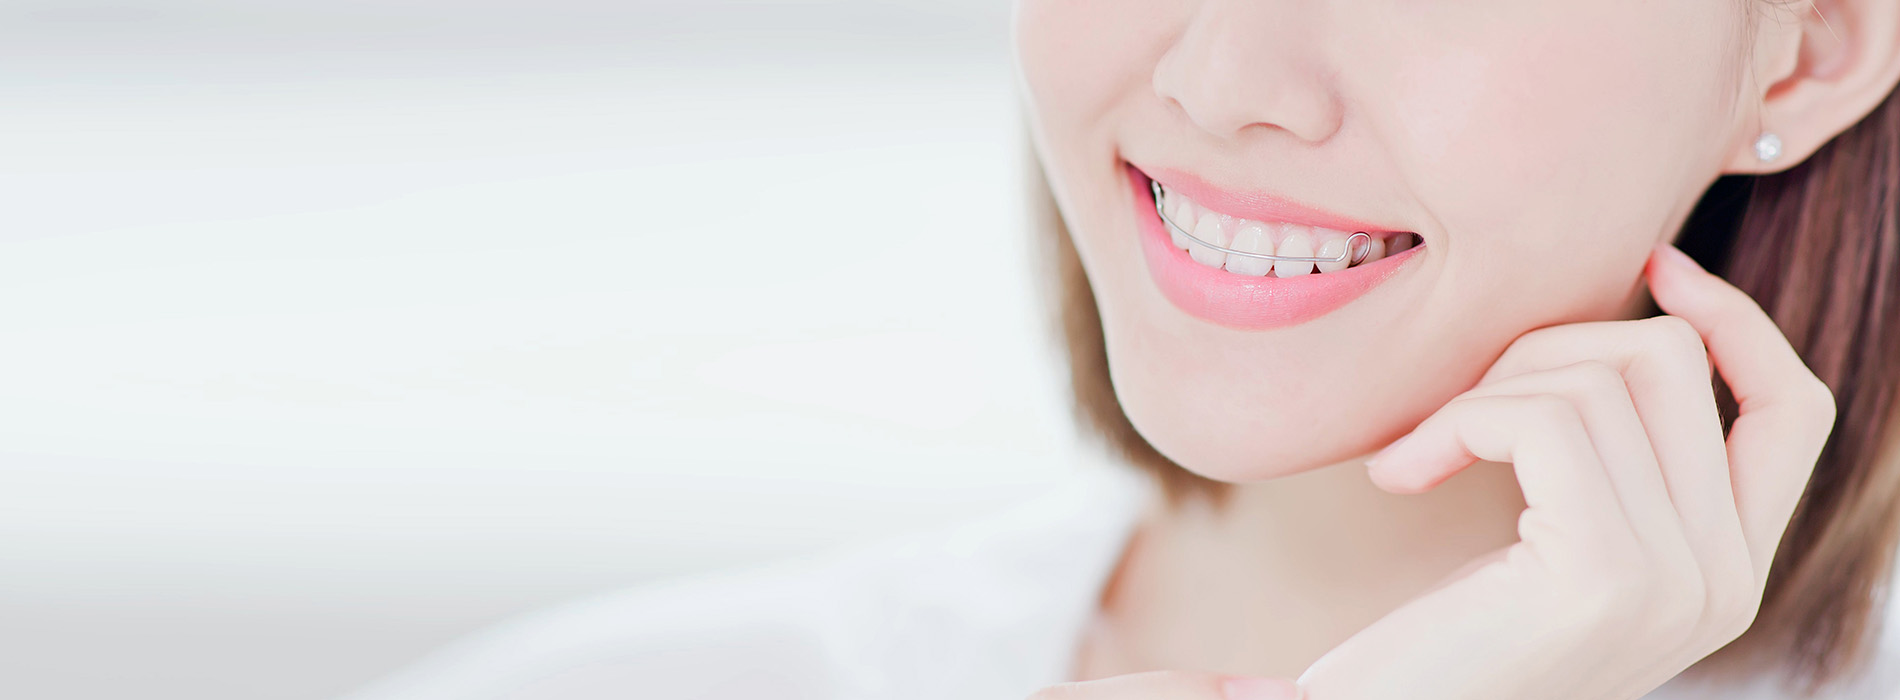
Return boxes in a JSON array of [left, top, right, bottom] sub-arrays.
[[1127, 162, 1425, 330], [1152, 179, 1418, 276]]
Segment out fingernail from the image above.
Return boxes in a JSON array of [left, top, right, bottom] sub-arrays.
[[1657, 243, 1701, 271], [1366, 434, 1408, 467], [1222, 677, 1302, 700]]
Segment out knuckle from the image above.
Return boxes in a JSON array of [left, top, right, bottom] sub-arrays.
[[1565, 360, 1629, 397], [1715, 613, 1758, 645], [1645, 314, 1705, 352], [1643, 315, 1712, 371], [1693, 548, 1764, 644], [1501, 324, 1560, 356], [1720, 544, 1766, 632], [1726, 590, 1766, 639], [1708, 583, 1763, 643]]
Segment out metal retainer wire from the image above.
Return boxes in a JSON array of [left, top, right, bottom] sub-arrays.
[[1151, 179, 1372, 266]]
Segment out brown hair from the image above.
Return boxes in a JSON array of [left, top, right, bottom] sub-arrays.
[[1029, 69, 1900, 700]]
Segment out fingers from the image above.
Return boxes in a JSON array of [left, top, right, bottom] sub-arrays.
[[1476, 317, 1734, 556], [1352, 367, 1714, 699], [1304, 413, 1650, 700], [1471, 314, 1750, 643], [1026, 671, 1302, 700], [1439, 361, 1714, 684], [1369, 392, 1631, 560], [1645, 243, 1837, 587], [1459, 362, 1696, 567]]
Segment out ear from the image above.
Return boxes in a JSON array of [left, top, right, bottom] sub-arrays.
[[1723, 0, 1900, 174]]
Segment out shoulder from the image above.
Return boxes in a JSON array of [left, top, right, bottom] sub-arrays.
[[338, 465, 1154, 700]]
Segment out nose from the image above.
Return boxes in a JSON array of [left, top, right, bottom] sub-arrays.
[[1152, 1, 1344, 144]]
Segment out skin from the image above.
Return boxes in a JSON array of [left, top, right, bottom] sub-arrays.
[[1011, 0, 1900, 697]]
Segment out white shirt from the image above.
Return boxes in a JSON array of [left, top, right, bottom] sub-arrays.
[[340, 466, 1900, 700]]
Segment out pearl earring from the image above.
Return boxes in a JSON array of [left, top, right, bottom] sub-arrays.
[[1755, 132, 1782, 163]]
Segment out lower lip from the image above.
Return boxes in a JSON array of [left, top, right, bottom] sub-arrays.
[[1127, 163, 1421, 330]]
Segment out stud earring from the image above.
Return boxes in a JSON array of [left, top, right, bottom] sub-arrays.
[[1755, 132, 1783, 163]]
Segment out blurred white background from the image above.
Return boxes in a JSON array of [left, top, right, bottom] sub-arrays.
[[0, 2, 1097, 697]]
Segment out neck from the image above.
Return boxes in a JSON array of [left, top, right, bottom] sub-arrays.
[[1076, 455, 1528, 681]]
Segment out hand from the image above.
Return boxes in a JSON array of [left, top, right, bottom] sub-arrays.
[[1293, 242, 1838, 699], [1021, 242, 1836, 700]]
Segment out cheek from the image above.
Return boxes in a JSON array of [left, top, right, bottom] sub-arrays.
[[1014, 0, 1173, 332], [1013, 1, 1093, 119], [1383, 7, 1732, 317], [1014, 0, 1164, 133]]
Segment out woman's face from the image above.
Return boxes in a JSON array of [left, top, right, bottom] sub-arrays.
[[1014, 1, 1755, 481]]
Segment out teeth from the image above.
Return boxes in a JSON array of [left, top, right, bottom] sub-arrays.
[[1223, 222, 1274, 276], [1157, 182, 1416, 276], [1165, 185, 1189, 220], [1360, 234, 1386, 265], [1168, 200, 1196, 250], [1188, 212, 1229, 267], [1273, 231, 1314, 277], [1314, 230, 1352, 273]]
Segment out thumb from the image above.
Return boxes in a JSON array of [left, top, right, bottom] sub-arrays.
[[1028, 670, 1303, 700]]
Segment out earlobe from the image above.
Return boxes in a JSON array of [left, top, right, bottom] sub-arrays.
[[1724, 0, 1900, 175]]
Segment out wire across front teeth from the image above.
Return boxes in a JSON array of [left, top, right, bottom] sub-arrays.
[[1150, 179, 1372, 266]]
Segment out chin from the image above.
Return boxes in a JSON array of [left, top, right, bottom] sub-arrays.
[[1106, 348, 1384, 485]]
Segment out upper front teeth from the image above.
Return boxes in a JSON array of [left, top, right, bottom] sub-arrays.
[[1157, 182, 1403, 277]]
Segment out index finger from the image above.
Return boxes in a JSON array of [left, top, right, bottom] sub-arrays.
[[1645, 242, 1837, 585]]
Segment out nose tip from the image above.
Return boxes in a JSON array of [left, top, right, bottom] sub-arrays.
[[1151, 11, 1344, 144]]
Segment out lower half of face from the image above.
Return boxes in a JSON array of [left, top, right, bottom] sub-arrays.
[[1014, 0, 1748, 481]]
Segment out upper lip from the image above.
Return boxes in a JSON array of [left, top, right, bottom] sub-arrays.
[[1134, 162, 1412, 234]]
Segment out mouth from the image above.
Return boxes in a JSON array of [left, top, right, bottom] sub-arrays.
[[1126, 161, 1425, 330]]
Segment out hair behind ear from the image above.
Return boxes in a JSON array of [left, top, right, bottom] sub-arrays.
[[1671, 80, 1900, 697]]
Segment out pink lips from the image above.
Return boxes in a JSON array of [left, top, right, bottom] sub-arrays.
[[1143, 165, 1409, 234], [1127, 162, 1422, 330]]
